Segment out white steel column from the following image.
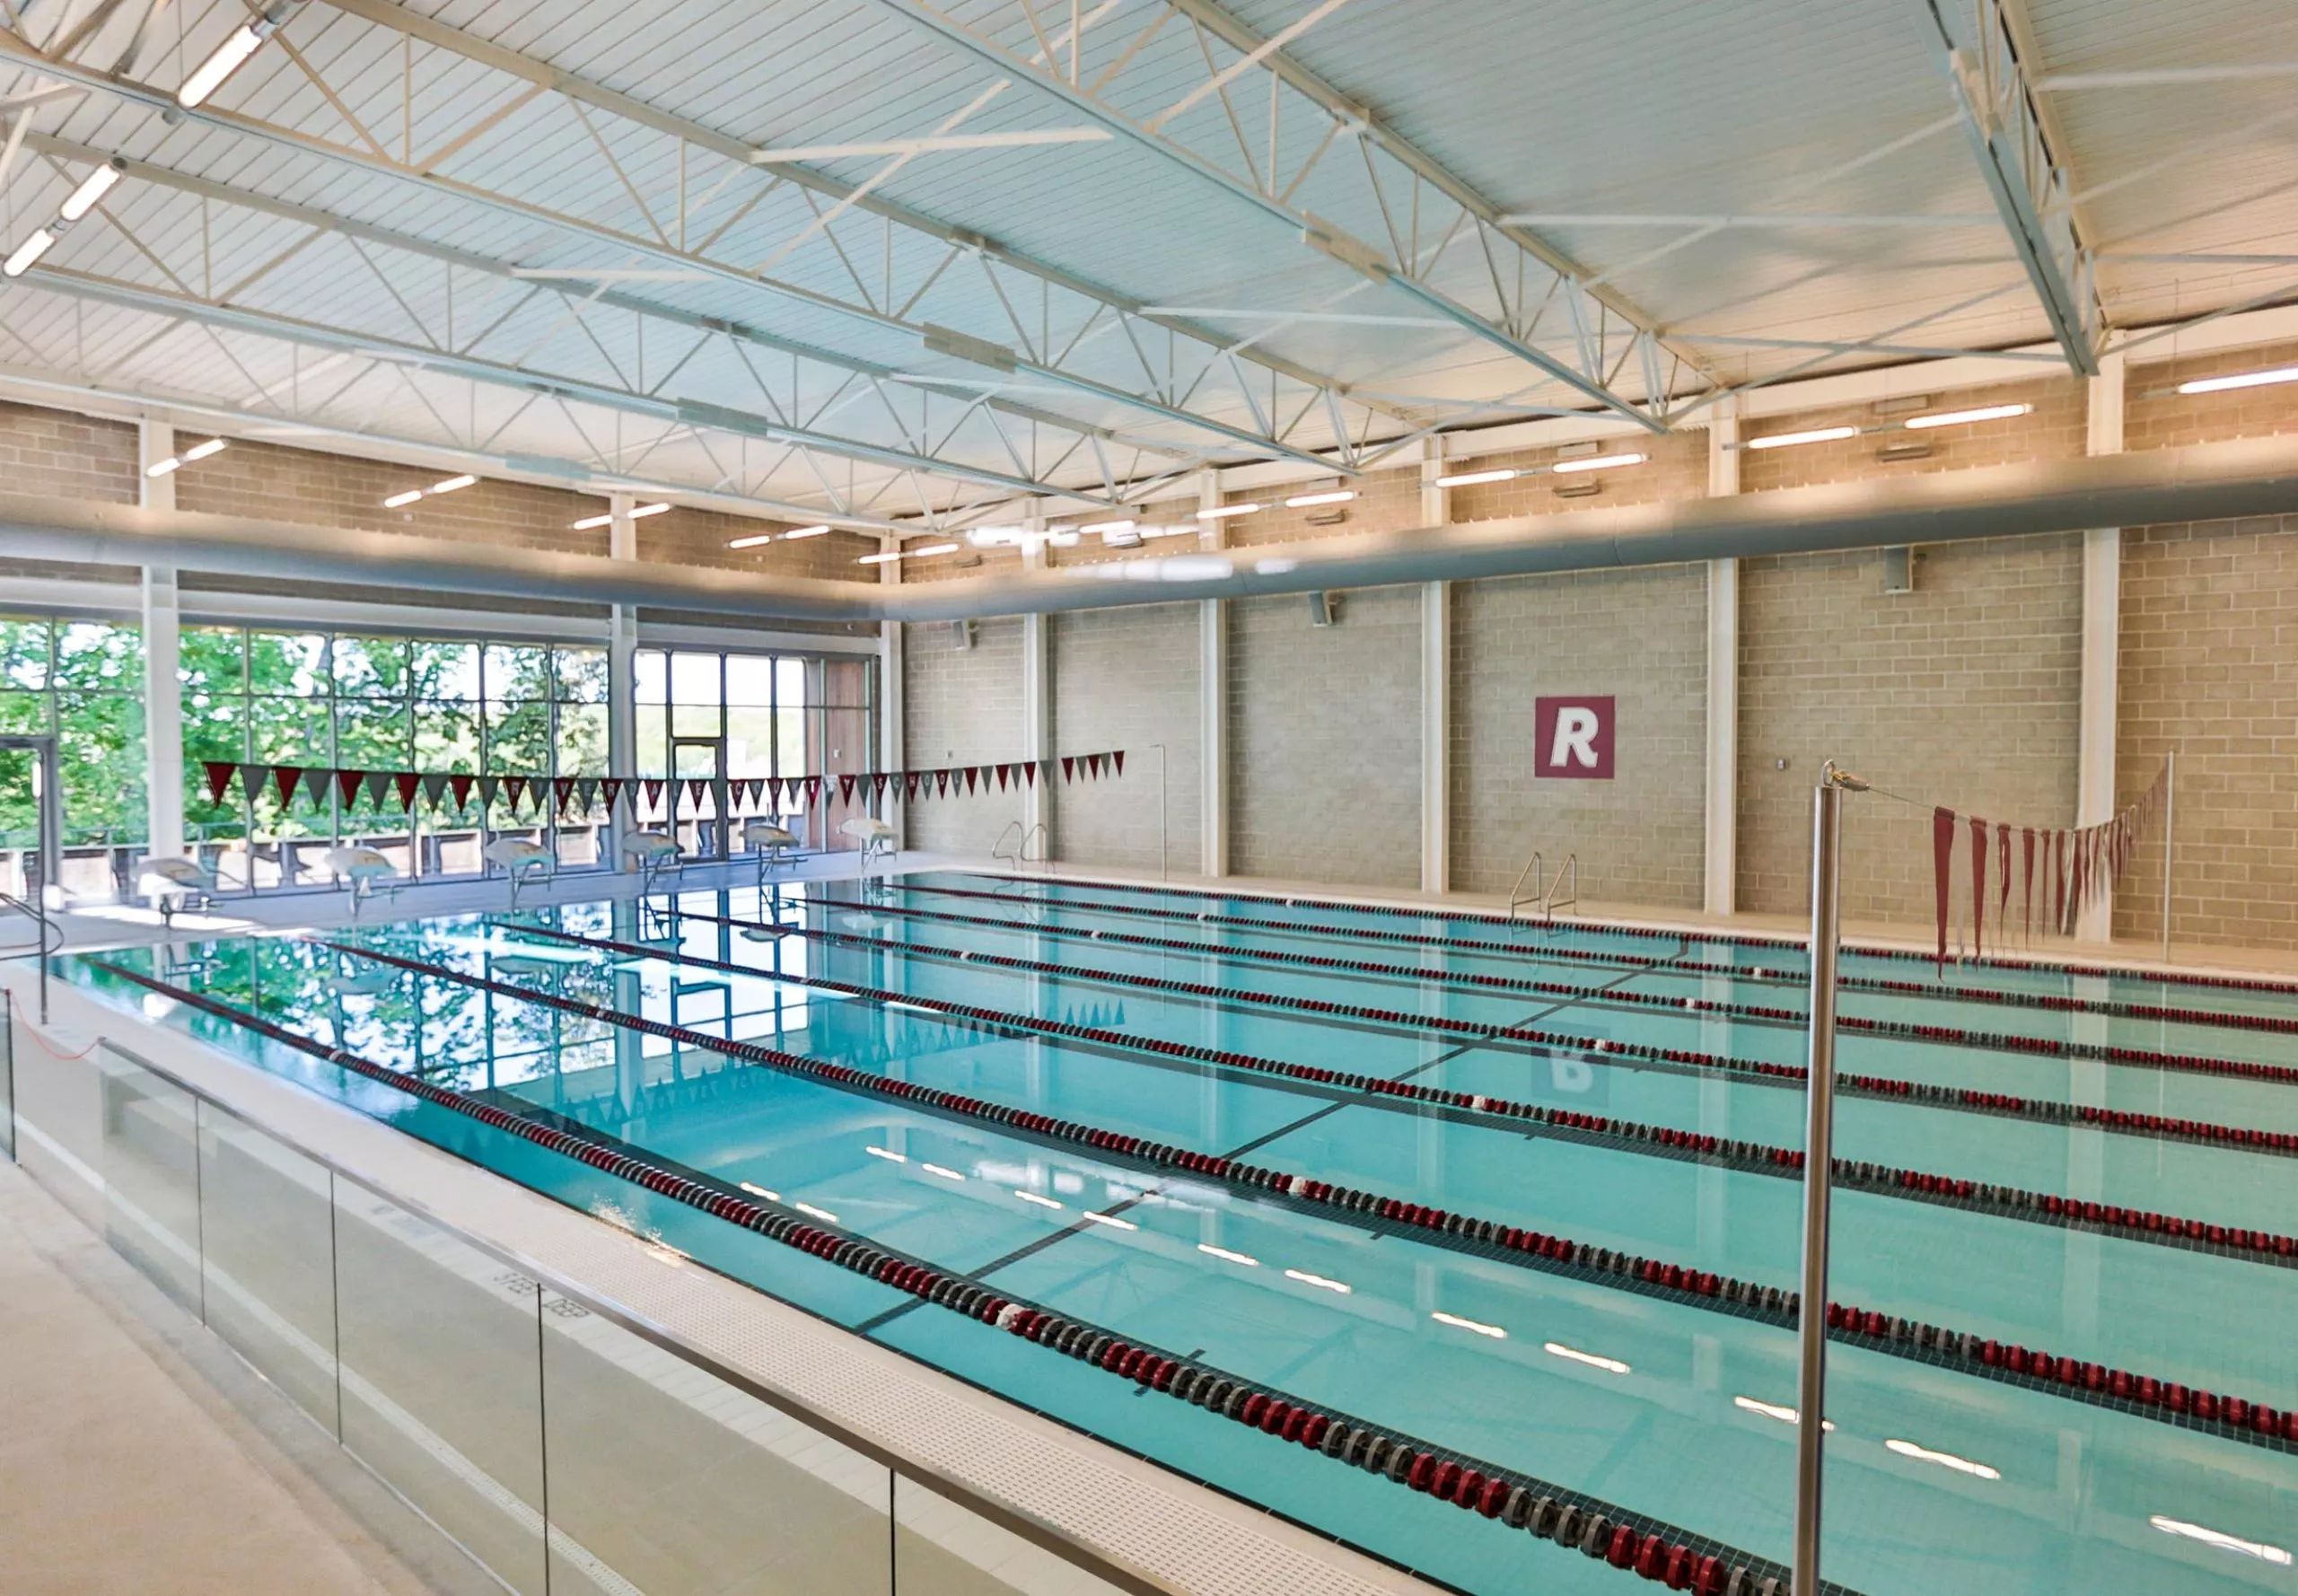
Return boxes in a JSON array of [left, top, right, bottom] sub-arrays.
[[2076, 353, 2125, 943], [1704, 408, 1741, 917], [607, 492, 638, 870], [1198, 469, 1229, 878], [138, 422, 185, 867], [1021, 521, 1051, 849], [879, 545, 906, 846], [1420, 444, 1451, 894]]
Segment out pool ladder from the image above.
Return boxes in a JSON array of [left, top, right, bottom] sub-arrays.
[[1508, 851, 1578, 923], [992, 820, 1050, 873]]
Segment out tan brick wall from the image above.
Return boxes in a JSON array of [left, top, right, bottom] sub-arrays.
[[1450, 428, 1707, 522], [1740, 376, 2085, 492], [1049, 602, 1202, 876], [0, 401, 139, 503], [2127, 338, 2298, 452], [1228, 585, 1420, 889], [1736, 534, 2083, 925], [1451, 564, 1707, 907], [901, 616, 1031, 855], [2112, 516, 2298, 951]]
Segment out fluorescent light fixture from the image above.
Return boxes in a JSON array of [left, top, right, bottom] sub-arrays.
[[1903, 402, 2031, 430], [629, 501, 670, 519], [739, 1181, 780, 1201], [921, 1162, 964, 1181], [1079, 519, 1136, 536], [1550, 451, 1647, 474], [792, 1201, 838, 1223], [1284, 489, 1355, 508], [1435, 467, 1519, 488], [1194, 502, 1262, 520], [1885, 1439, 2000, 1480], [1081, 1210, 1136, 1231], [912, 541, 960, 557], [1745, 425, 1858, 451], [1734, 1396, 1834, 1430], [1433, 1311, 1508, 1339], [145, 457, 181, 478], [2150, 1516, 2291, 1565], [3, 228, 57, 278], [783, 523, 830, 539], [1197, 1243, 1259, 1267], [382, 489, 423, 508], [573, 511, 615, 531], [430, 474, 477, 495], [178, 22, 266, 109], [1284, 1268, 1351, 1293], [2177, 365, 2298, 396], [724, 531, 772, 547], [1544, 1340, 1629, 1372], [57, 159, 124, 223], [1014, 1189, 1063, 1209], [182, 438, 228, 461], [865, 1145, 906, 1162], [858, 551, 899, 565]]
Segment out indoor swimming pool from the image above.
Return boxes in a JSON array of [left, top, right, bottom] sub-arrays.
[[48, 873, 2298, 1596]]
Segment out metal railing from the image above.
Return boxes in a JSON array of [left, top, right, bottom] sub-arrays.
[[0, 887, 56, 1022], [991, 820, 1050, 873], [1507, 851, 1578, 921]]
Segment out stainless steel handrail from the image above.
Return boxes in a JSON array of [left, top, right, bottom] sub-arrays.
[[0, 887, 57, 1022], [1507, 851, 1577, 922], [19, 1025, 1169, 1596]]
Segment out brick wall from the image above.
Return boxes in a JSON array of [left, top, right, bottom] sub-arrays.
[[1740, 376, 2085, 491], [2113, 517, 2298, 950], [1451, 565, 1707, 907], [1049, 602, 1203, 876], [1228, 585, 1421, 889], [1736, 534, 2083, 925], [0, 401, 138, 502], [901, 617, 1031, 855], [1450, 427, 1707, 522]]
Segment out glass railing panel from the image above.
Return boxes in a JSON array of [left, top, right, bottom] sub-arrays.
[[198, 1102, 341, 1436], [538, 1287, 893, 1596], [894, 1474, 1133, 1596], [97, 1044, 203, 1318], [333, 1181, 547, 1594], [9, 1007, 103, 1227]]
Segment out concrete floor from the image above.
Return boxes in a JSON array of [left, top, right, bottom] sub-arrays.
[[0, 1158, 497, 1596]]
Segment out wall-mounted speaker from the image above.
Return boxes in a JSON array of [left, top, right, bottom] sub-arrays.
[[1308, 591, 1343, 627], [1881, 546, 1915, 595], [952, 618, 978, 648]]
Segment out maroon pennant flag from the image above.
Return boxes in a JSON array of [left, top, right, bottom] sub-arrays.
[[600, 777, 625, 813], [996, 763, 1011, 791], [963, 766, 978, 794], [553, 776, 576, 813], [2052, 830, 2067, 934], [1061, 756, 1075, 784], [806, 776, 823, 805], [203, 760, 237, 805], [1113, 750, 1126, 776], [1969, 815, 1988, 959], [395, 771, 423, 811], [904, 772, 921, 802], [1087, 753, 1103, 779], [1024, 761, 1039, 788], [448, 772, 476, 810], [763, 776, 781, 808], [684, 777, 708, 812], [1995, 823, 2011, 940], [2022, 828, 2037, 943], [934, 768, 951, 797], [838, 773, 857, 804], [336, 768, 365, 808], [641, 778, 664, 812], [1933, 808, 1955, 972], [276, 767, 305, 807], [2071, 829, 2089, 930], [503, 776, 529, 811]]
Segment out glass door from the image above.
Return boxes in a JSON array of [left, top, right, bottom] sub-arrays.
[[671, 738, 727, 858]]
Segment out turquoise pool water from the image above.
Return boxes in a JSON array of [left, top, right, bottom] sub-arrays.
[[51, 872, 2298, 1596]]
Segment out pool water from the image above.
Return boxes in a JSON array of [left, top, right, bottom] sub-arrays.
[[55, 872, 2298, 1596]]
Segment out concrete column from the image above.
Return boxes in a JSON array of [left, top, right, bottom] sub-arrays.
[[878, 545, 906, 846], [1021, 522, 1051, 850], [138, 423, 184, 867], [1197, 469, 1229, 877], [1419, 444, 1451, 895], [607, 493, 638, 868], [2076, 353, 2125, 943], [1704, 408, 1741, 917]]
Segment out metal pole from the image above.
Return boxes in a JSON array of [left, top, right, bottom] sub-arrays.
[[2161, 750, 2176, 966], [1153, 742, 1169, 881], [1793, 761, 1858, 1596]]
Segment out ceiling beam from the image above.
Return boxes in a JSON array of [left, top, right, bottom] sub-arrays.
[[302, 0, 1396, 470], [864, 0, 1690, 431], [1924, 0, 2105, 374]]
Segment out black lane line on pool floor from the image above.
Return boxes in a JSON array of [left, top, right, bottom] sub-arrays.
[[849, 939, 1693, 1337]]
